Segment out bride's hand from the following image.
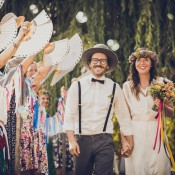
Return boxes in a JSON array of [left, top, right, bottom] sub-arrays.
[[121, 139, 133, 158]]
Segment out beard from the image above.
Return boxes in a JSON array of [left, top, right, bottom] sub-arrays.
[[91, 65, 107, 77]]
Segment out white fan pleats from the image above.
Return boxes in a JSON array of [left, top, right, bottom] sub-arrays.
[[44, 38, 69, 66], [56, 33, 83, 70], [14, 10, 53, 57], [50, 68, 74, 86], [0, 17, 17, 52]]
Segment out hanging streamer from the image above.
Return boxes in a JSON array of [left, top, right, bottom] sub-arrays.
[[33, 100, 39, 131], [153, 101, 175, 171]]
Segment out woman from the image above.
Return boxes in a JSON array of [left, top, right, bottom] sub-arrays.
[[0, 21, 30, 69], [51, 87, 74, 175], [122, 48, 174, 175], [1, 54, 37, 175], [38, 89, 74, 175], [26, 61, 37, 78]]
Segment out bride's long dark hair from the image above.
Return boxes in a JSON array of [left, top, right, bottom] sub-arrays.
[[128, 59, 157, 100]]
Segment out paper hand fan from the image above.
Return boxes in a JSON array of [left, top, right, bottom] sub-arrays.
[[0, 0, 4, 9], [50, 68, 74, 86], [1, 13, 25, 28], [0, 17, 17, 52], [39, 65, 55, 85], [56, 33, 83, 70], [32, 10, 50, 26], [14, 10, 53, 57], [44, 38, 69, 66]]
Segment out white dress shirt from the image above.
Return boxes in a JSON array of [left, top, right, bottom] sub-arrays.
[[64, 74, 132, 135]]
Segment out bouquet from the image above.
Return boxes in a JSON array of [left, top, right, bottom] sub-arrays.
[[148, 76, 175, 171], [148, 77, 175, 111]]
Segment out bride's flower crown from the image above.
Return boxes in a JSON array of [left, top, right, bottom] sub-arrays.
[[129, 48, 158, 64]]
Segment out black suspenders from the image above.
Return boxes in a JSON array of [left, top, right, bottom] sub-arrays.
[[78, 81, 82, 134], [103, 83, 116, 132], [78, 81, 116, 134]]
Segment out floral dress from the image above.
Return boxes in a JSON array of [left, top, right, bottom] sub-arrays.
[[52, 133, 74, 171], [20, 107, 36, 171], [20, 105, 49, 174], [33, 105, 48, 175], [19, 79, 48, 174], [51, 97, 74, 171], [5, 93, 16, 175]]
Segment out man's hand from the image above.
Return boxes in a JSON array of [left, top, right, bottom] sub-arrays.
[[69, 140, 80, 156], [121, 133, 134, 158], [121, 139, 133, 158], [66, 130, 80, 156]]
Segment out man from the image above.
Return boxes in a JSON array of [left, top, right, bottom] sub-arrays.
[[64, 44, 133, 175]]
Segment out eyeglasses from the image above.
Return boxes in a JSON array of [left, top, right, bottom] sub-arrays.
[[91, 58, 108, 65]]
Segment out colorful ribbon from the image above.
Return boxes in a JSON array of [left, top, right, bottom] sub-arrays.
[[153, 101, 175, 172], [33, 100, 39, 131]]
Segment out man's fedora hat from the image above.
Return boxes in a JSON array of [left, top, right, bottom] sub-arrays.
[[81, 44, 118, 73]]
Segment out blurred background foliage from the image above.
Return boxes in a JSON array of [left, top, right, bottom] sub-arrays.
[[1, 0, 175, 157]]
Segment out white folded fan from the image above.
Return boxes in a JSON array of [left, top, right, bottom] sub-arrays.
[[39, 65, 55, 85], [0, 0, 4, 9], [0, 17, 17, 52], [44, 38, 69, 66], [14, 10, 53, 57], [50, 67, 74, 86], [56, 33, 83, 70]]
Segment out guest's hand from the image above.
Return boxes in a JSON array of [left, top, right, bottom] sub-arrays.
[[44, 42, 55, 54], [14, 21, 32, 45]]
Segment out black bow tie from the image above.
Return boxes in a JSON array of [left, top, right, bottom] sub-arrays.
[[91, 78, 104, 84]]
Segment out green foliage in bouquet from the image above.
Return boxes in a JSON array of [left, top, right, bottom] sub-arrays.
[[148, 77, 175, 103]]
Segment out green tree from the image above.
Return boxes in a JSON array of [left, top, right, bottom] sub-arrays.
[[1, 0, 175, 156]]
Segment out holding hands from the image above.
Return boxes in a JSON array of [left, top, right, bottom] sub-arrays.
[[121, 133, 134, 158], [121, 139, 133, 158]]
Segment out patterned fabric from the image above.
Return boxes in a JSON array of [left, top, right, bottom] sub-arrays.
[[52, 133, 74, 171], [34, 129, 48, 175], [20, 110, 36, 171], [5, 92, 16, 175], [19, 80, 48, 174], [20, 108, 48, 174]]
